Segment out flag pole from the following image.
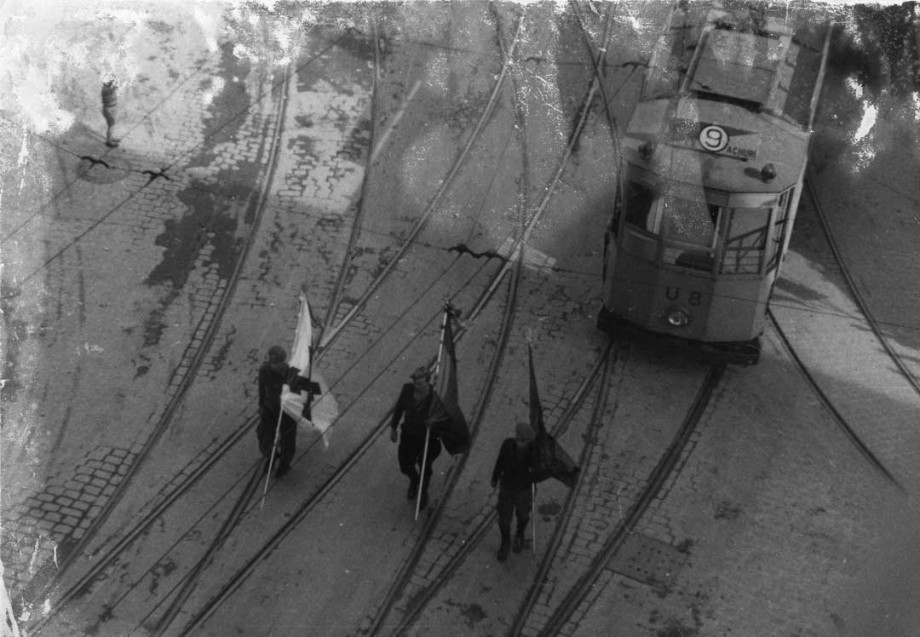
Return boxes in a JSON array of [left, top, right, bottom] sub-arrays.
[[416, 303, 450, 521], [526, 331, 536, 554], [531, 482, 537, 556], [260, 406, 284, 510], [415, 427, 431, 521]]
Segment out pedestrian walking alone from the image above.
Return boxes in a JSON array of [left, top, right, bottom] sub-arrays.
[[390, 366, 442, 510], [491, 422, 537, 562], [102, 77, 120, 148], [257, 345, 297, 478]]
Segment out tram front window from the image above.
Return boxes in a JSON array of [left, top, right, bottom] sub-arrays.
[[720, 206, 770, 274], [661, 196, 718, 246], [623, 181, 656, 231], [661, 194, 719, 271]]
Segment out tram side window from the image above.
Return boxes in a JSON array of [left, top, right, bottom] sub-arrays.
[[624, 181, 656, 232], [766, 191, 791, 271], [720, 207, 770, 274]]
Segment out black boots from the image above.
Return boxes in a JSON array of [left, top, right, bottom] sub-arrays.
[[498, 529, 526, 561]]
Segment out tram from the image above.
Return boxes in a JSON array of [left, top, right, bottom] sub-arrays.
[[598, 1, 831, 364]]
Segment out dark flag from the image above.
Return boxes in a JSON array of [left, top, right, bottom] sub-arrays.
[[529, 344, 580, 488], [428, 307, 470, 455]]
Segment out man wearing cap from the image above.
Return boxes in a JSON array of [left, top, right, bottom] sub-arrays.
[[491, 422, 537, 562], [257, 345, 297, 478], [390, 366, 442, 510]]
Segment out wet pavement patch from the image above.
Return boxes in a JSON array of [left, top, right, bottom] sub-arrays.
[[145, 183, 241, 290]]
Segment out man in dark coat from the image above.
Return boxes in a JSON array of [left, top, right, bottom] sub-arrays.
[[491, 422, 537, 562], [390, 366, 441, 510], [257, 345, 297, 478]]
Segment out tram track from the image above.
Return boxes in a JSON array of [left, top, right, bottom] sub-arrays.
[[529, 363, 725, 637], [803, 173, 920, 398], [361, 242, 526, 637], [313, 17, 525, 355], [750, 173, 913, 496], [507, 344, 618, 637], [767, 309, 904, 493], [377, 352, 723, 637]]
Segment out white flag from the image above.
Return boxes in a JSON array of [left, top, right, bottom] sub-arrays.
[[280, 292, 339, 448]]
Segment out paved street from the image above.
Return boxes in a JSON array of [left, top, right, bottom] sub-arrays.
[[2, 2, 919, 636]]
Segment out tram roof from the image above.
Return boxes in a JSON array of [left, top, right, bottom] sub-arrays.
[[622, 96, 811, 194]]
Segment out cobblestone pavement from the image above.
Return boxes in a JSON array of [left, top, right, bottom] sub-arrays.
[[2, 2, 919, 637]]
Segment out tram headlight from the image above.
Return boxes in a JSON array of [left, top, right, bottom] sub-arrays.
[[666, 308, 691, 327]]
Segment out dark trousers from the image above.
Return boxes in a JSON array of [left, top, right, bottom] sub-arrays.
[[497, 485, 532, 543], [398, 434, 441, 492], [257, 411, 297, 469]]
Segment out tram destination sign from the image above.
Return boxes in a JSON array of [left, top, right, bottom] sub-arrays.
[[668, 119, 760, 161]]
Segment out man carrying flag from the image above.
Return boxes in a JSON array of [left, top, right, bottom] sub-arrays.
[[390, 366, 442, 511], [491, 422, 538, 562], [259, 293, 336, 497], [490, 344, 580, 558], [390, 302, 470, 516]]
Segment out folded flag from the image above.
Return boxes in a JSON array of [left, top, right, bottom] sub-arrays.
[[528, 344, 579, 488], [428, 307, 470, 455]]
